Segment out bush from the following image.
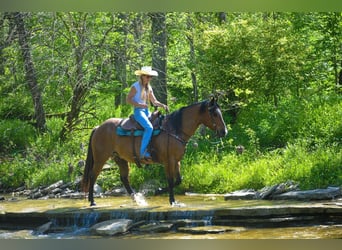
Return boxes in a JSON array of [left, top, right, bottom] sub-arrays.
[[0, 156, 35, 189], [0, 119, 36, 153]]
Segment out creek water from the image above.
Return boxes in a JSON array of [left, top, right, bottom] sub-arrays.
[[1, 195, 341, 239]]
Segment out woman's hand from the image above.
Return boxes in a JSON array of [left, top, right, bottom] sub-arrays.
[[163, 104, 169, 112], [139, 103, 148, 109]]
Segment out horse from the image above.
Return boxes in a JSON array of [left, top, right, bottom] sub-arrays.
[[81, 97, 227, 206]]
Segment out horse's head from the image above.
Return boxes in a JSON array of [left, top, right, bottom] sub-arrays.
[[203, 97, 228, 138]]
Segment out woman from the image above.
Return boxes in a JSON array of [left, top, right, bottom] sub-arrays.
[[126, 66, 169, 161]]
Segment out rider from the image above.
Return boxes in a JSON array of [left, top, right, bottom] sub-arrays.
[[126, 66, 169, 161]]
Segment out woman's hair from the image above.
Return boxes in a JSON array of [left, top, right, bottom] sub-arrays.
[[139, 76, 150, 103]]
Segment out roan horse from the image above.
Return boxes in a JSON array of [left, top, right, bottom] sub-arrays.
[[82, 97, 227, 206]]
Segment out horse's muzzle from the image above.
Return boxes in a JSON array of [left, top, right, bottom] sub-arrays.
[[217, 127, 228, 138]]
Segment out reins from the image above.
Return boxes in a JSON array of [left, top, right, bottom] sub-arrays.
[[161, 100, 220, 145], [161, 128, 188, 146]]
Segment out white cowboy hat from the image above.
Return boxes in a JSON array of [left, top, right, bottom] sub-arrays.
[[134, 66, 158, 76]]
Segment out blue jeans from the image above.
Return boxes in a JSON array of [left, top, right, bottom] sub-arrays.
[[134, 108, 153, 157]]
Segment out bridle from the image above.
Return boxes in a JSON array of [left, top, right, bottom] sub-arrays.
[[161, 100, 222, 144], [208, 103, 220, 133]]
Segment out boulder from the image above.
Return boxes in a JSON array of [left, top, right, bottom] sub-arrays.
[[273, 187, 342, 200], [90, 219, 133, 236], [34, 221, 52, 235]]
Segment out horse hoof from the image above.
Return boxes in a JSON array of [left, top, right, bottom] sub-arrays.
[[171, 201, 186, 207]]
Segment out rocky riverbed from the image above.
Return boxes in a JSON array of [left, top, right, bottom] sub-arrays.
[[1, 179, 341, 202], [1, 179, 342, 238]]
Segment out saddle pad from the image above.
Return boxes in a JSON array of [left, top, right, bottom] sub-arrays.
[[116, 127, 161, 137]]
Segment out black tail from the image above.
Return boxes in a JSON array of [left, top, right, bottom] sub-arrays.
[[81, 127, 97, 192]]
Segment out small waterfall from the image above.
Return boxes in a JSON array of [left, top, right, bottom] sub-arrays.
[[202, 215, 213, 226], [109, 211, 129, 220], [50, 211, 101, 229]]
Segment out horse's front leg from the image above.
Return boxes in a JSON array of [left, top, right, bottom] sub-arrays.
[[155, 161, 182, 196], [166, 160, 184, 205], [168, 177, 175, 205]]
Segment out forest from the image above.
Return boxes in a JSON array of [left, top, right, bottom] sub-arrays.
[[0, 12, 341, 194]]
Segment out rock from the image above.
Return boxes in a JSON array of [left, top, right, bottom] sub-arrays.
[[173, 219, 210, 227], [34, 221, 52, 234], [138, 222, 174, 233], [90, 219, 133, 236], [42, 180, 64, 195], [177, 225, 245, 234], [139, 180, 160, 196], [51, 188, 62, 194], [30, 190, 43, 199], [185, 192, 224, 197], [102, 164, 111, 171], [94, 184, 102, 195], [77, 160, 85, 168], [235, 145, 245, 154], [60, 192, 84, 199], [15, 186, 26, 192], [273, 187, 342, 201], [259, 184, 279, 199], [224, 189, 258, 200], [104, 187, 127, 196]]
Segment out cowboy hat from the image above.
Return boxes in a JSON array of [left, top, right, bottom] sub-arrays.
[[134, 66, 158, 76]]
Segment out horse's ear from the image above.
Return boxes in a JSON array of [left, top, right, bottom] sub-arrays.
[[209, 95, 217, 106], [209, 96, 215, 106]]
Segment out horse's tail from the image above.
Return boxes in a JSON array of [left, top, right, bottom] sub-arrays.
[[81, 127, 97, 192]]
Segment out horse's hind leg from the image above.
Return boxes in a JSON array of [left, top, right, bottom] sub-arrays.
[[88, 160, 105, 206], [114, 156, 134, 195]]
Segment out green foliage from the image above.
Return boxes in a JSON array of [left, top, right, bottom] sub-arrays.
[[96, 164, 122, 191], [0, 156, 35, 188], [0, 120, 36, 153], [180, 140, 341, 193], [0, 12, 341, 195]]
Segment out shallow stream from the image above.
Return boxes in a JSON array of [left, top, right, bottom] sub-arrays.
[[1, 195, 341, 239]]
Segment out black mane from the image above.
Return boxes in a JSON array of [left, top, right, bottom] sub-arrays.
[[167, 100, 208, 134]]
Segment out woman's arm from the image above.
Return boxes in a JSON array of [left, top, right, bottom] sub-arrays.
[[126, 86, 148, 108], [149, 89, 169, 111]]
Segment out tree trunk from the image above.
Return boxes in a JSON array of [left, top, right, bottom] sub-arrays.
[[59, 13, 88, 140], [0, 14, 6, 75], [132, 13, 145, 66], [186, 15, 198, 103], [114, 13, 128, 108], [150, 12, 167, 105], [12, 12, 46, 132]]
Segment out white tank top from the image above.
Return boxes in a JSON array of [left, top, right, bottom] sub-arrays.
[[132, 81, 150, 104]]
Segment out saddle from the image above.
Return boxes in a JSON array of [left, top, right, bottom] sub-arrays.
[[116, 110, 163, 136]]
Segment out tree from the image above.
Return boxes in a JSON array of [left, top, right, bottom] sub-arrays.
[[113, 13, 128, 108], [186, 14, 199, 103], [150, 12, 167, 104], [11, 12, 46, 132], [320, 13, 342, 89], [57, 12, 116, 140]]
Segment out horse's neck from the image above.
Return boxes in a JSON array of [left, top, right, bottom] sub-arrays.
[[177, 104, 202, 141]]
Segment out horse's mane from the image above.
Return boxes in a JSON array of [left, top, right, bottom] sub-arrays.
[[167, 100, 208, 134]]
